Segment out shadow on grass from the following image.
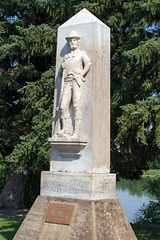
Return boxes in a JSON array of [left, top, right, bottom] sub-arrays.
[[131, 223, 160, 240], [0, 217, 24, 240]]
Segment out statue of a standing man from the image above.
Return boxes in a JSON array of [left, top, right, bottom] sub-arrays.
[[56, 31, 91, 138]]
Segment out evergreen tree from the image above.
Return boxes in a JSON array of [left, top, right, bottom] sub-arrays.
[[0, 0, 159, 206]]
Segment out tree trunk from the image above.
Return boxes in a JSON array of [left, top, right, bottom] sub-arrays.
[[0, 169, 28, 208]]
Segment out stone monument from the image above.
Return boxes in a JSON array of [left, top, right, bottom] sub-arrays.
[[41, 7, 116, 201], [14, 9, 137, 240]]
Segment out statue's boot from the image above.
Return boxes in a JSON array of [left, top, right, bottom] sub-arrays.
[[72, 119, 81, 138], [56, 118, 69, 137]]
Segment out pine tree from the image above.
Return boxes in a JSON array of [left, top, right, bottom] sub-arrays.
[[0, 0, 159, 206], [108, 1, 160, 179]]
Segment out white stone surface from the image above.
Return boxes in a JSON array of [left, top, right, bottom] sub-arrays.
[[41, 171, 116, 200], [50, 9, 110, 174], [54, 30, 91, 139], [48, 137, 87, 159]]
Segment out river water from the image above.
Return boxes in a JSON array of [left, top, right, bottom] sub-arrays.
[[116, 178, 156, 223]]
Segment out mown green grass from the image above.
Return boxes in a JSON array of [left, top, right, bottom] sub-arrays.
[[0, 217, 24, 240], [143, 169, 160, 177], [132, 224, 160, 240]]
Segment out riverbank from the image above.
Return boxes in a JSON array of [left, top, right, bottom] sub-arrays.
[[142, 169, 160, 178]]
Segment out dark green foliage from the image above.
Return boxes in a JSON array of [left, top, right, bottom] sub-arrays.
[[135, 177, 160, 225], [0, 0, 57, 199], [0, 157, 7, 193], [23, 171, 40, 208], [136, 201, 160, 225], [0, 0, 160, 205], [149, 156, 160, 169], [108, 0, 160, 179], [132, 224, 160, 240], [144, 177, 160, 200]]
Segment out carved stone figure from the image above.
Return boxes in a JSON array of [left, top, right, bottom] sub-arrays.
[[56, 31, 91, 138]]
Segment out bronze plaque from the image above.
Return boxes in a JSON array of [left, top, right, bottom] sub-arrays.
[[45, 202, 75, 225]]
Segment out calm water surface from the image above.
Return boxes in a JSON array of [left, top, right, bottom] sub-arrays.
[[116, 178, 156, 223]]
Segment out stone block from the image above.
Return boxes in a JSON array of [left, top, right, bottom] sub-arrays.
[[40, 171, 116, 200]]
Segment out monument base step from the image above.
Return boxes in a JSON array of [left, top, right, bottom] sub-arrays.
[[13, 195, 137, 240]]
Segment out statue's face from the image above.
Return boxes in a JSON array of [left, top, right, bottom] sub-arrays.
[[69, 38, 79, 50]]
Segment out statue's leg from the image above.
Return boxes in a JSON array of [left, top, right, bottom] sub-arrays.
[[58, 82, 71, 136], [72, 82, 83, 138]]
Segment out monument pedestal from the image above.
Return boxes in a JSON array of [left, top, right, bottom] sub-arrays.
[[13, 196, 137, 240], [41, 171, 116, 200]]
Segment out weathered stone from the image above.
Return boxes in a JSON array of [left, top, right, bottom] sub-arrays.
[[41, 171, 116, 200], [50, 8, 110, 174], [13, 196, 137, 240], [13, 196, 48, 240], [48, 138, 87, 159]]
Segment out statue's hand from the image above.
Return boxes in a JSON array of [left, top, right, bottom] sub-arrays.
[[67, 71, 76, 80], [75, 74, 85, 87], [62, 62, 66, 69], [80, 74, 85, 82]]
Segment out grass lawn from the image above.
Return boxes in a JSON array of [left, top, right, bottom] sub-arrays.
[[132, 224, 160, 240], [143, 169, 160, 177], [0, 217, 160, 240], [0, 217, 24, 240]]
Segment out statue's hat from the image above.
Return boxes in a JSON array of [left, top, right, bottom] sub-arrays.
[[66, 31, 81, 41]]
